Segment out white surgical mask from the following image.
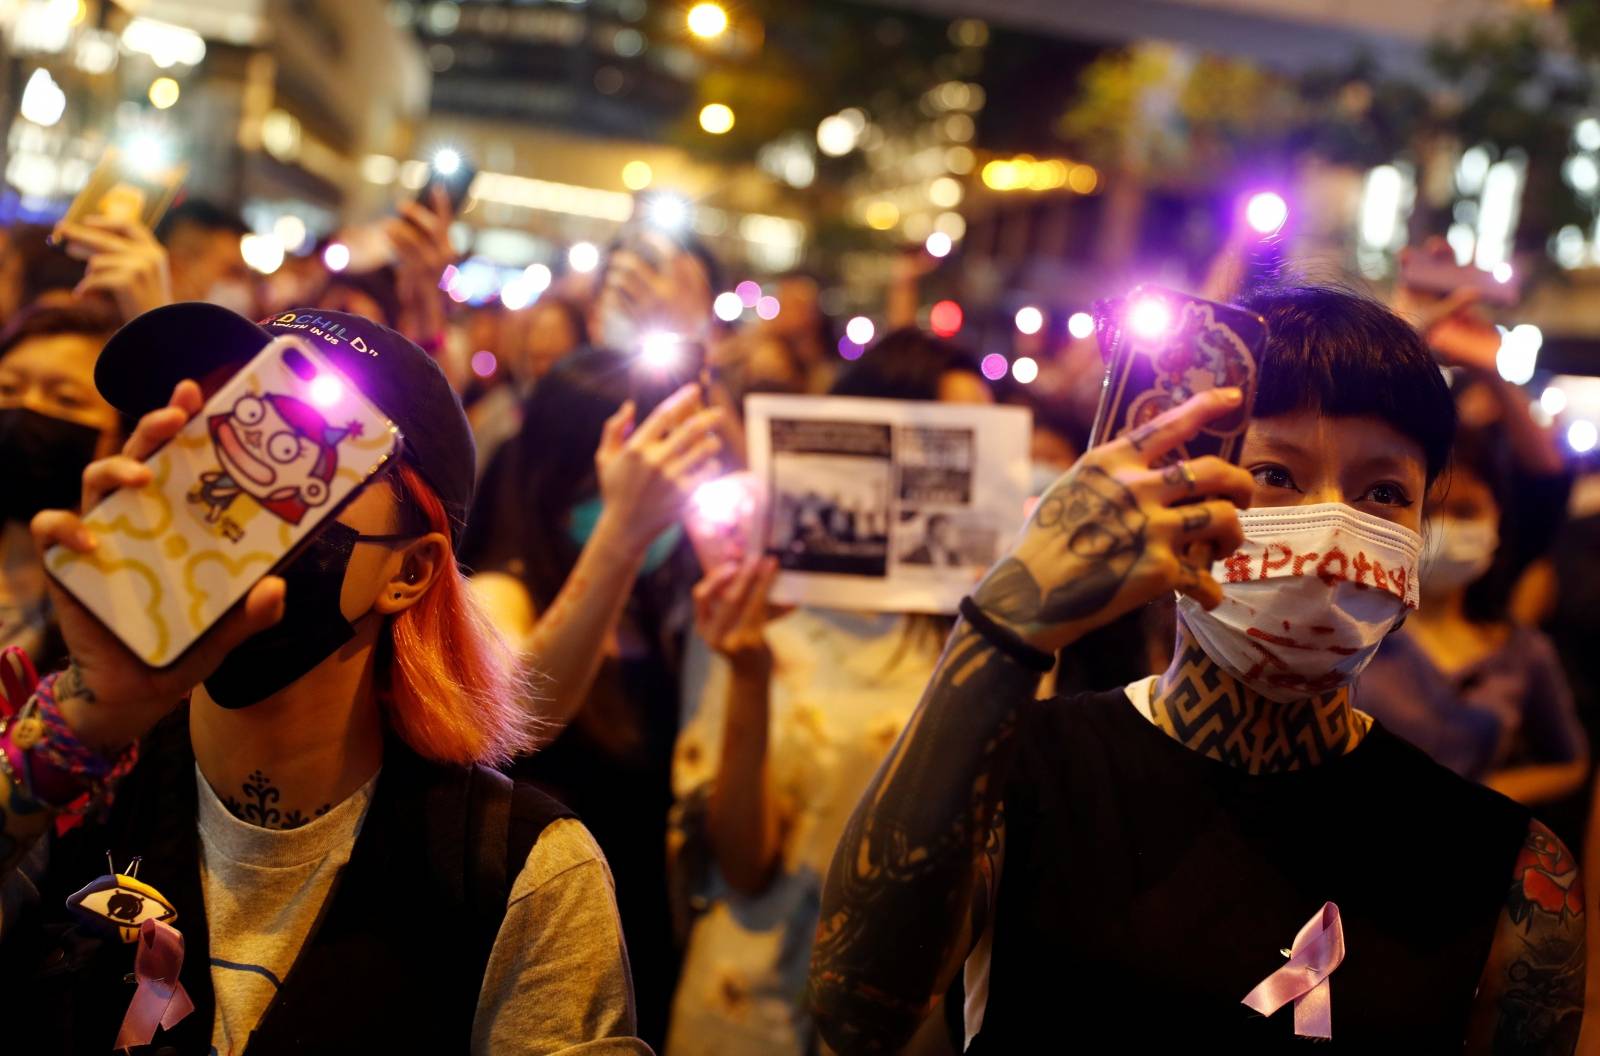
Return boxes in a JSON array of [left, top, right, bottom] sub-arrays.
[[1420, 516, 1498, 596], [1175, 502, 1421, 703]]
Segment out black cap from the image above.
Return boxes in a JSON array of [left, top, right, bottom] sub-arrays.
[[95, 303, 476, 546]]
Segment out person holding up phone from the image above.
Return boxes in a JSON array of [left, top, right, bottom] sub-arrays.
[[0, 306, 650, 1055], [807, 287, 1584, 1053]]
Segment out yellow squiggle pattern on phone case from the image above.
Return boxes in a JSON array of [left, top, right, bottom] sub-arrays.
[[183, 549, 277, 633], [48, 549, 170, 661]]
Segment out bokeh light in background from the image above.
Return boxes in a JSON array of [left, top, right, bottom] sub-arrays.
[[1496, 323, 1542, 385], [1245, 191, 1289, 235], [699, 103, 735, 135], [622, 160, 653, 190], [713, 291, 744, 322], [568, 241, 600, 273], [1493, 261, 1514, 284], [1011, 356, 1039, 384], [20, 69, 66, 127], [644, 192, 691, 231], [686, 2, 729, 39], [838, 336, 864, 360], [755, 295, 781, 320], [1014, 306, 1043, 335], [471, 351, 498, 378], [1569, 419, 1598, 454], [323, 242, 351, 272], [845, 316, 875, 345], [1542, 385, 1569, 416], [735, 280, 762, 306], [980, 353, 1008, 381], [240, 233, 284, 275], [500, 262, 552, 311], [1067, 311, 1095, 340], [925, 231, 953, 258], [273, 215, 308, 253], [148, 76, 180, 110], [930, 299, 963, 337]]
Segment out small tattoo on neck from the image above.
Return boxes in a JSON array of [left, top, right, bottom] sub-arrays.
[[57, 660, 95, 705], [222, 769, 332, 830]]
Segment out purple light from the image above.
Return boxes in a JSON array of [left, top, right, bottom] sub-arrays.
[[309, 374, 343, 407], [323, 242, 350, 272], [471, 350, 497, 378], [838, 336, 864, 360], [980, 353, 1008, 381], [755, 295, 781, 320], [1245, 191, 1288, 235], [1128, 296, 1172, 339], [736, 280, 762, 307], [438, 263, 459, 293], [689, 475, 754, 531]]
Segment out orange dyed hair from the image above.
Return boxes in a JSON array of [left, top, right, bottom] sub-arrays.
[[383, 462, 535, 766]]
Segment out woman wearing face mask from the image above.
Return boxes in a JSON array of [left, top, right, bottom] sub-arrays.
[[465, 347, 724, 1048], [0, 305, 649, 1054], [1359, 428, 1586, 806], [807, 286, 1583, 1053], [0, 302, 123, 668], [666, 329, 991, 1056]]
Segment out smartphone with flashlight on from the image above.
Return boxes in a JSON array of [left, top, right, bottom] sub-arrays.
[[55, 146, 188, 235], [44, 336, 401, 668], [1399, 251, 1521, 307], [416, 148, 477, 214], [1089, 284, 1267, 466]]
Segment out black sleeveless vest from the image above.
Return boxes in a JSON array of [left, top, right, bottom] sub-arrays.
[[968, 689, 1531, 1053], [1, 709, 572, 1055]]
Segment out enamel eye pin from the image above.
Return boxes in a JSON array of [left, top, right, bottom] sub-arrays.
[[66, 855, 177, 944]]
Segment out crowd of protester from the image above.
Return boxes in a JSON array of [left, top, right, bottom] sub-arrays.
[[0, 170, 1598, 1055]]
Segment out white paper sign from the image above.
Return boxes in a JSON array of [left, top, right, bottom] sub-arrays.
[[745, 394, 1031, 614]]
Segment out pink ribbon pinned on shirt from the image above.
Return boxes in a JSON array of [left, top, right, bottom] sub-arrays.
[[1241, 901, 1345, 1039], [116, 918, 194, 1051]]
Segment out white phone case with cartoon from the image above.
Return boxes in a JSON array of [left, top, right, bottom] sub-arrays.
[[45, 336, 401, 667]]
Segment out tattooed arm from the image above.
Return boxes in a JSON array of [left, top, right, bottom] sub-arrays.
[[808, 389, 1253, 1053], [473, 384, 724, 731], [1465, 820, 1585, 1055]]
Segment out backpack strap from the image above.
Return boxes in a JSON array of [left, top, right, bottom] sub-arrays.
[[462, 765, 576, 962]]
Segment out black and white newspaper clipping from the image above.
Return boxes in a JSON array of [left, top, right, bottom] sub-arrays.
[[745, 394, 1031, 613]]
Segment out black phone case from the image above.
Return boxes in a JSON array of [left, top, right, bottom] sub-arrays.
[[1088, 285, 1268, 466]]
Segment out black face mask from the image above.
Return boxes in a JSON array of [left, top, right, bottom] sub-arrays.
[[0, 407, 101, 524], [203, 521, 365, 709]]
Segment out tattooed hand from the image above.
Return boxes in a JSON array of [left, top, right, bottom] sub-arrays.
[[973, 387, 1253, 654], [30, 381, 287, 754]]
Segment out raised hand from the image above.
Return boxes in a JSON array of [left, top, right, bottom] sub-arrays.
[[55, 214, 173, 322], [29, 380, 286, 753], [693, 556, 780, 675], [973, 387, 1253, 654], [385, 185, 459, 346], [594, 382, 725, 555]]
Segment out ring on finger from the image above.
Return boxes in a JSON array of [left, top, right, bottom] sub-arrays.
[[1176, 459, 1198, 495]]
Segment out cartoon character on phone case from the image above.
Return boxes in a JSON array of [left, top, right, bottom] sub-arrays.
[[1125, 301, 1256, 458], [189, 391, 362, 538]]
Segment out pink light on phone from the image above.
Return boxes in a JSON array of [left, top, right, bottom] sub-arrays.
[[980, 353, 1008, 381], [690, 475, 755, 531], [309, 374, 344, 407], [1128, 296, 1172, 339], [1245, 191, 1288, 235], [470, 350, 497, 378]]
